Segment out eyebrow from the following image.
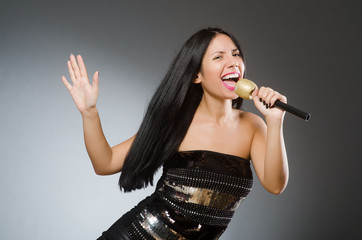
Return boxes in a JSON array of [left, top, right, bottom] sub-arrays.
[[210, 48, 239, 55]]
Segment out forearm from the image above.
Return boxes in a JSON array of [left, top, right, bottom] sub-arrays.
[[82, 108, 113, 174], [263, 117, 289, 194]]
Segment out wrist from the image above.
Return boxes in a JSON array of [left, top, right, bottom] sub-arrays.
[[265, 114, 284, 126], [81, 107, 99, 119]]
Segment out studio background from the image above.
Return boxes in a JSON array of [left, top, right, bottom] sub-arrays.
[[1, 0, 360, 239]]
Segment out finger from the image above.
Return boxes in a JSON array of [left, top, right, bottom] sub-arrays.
[[251, 86, 261, 106], [77, 55, 88, 79], [92, 71, 99, 89], [259, 87, 270, 106], [257, 86, 265, 96], [271, 93, 287, 106], [257, 87, 265, 102], [251, 86, 258, 96], [70, 54, 81, 79], [67, 60, 76, 83], [270, 95, 279, 107], [61, 76, 72, 91], [265, 89, 275, 106]]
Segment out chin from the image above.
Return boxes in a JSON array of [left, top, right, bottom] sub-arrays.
[[226, 93, 239, 100]]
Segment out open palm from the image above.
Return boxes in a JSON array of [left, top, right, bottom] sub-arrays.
[[62, 54, 99, 113]]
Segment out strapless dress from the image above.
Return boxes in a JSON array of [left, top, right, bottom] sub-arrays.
[[98, 150, 253, 240]]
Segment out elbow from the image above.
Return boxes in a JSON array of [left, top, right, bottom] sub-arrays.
[[95, 170, 107, 176], [92, 164, 110, 175], [94, 168, 108, 175], [93, 165, 121, 176], [94, 168, 117, 176], [268, 187, 286, 195], [91, 160, 111, 175], [264, 179, 288, 195]]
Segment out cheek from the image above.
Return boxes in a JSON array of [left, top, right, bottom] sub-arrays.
[[204, 63, 222, 78], [203, 69, 221, 84], [240, 63, 246, 77]]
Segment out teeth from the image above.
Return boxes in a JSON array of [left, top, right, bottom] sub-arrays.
[[222, 73, 240, 80]]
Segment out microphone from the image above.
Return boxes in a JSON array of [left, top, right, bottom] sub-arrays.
[[235, 79, 311, 121]]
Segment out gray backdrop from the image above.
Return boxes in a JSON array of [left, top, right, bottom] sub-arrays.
[[1, 0, 361, 239]]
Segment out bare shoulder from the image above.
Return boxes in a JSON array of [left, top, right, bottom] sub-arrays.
[[235, 109, 265, 129]]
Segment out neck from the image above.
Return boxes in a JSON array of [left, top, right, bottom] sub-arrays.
[[196, 94, 235, 125]]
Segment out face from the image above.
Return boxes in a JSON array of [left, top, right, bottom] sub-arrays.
[[195, 34, 245, 100]]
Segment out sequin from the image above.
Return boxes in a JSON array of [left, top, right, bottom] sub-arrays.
[[162, 181, 243, 210], [137, 209, 187, 240], [123, 151, 253, 239]]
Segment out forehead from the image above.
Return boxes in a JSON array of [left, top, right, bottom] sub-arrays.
[[205, 34, 238, 54]]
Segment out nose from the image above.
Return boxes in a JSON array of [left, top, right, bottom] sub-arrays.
[[227, 55, 239, 69]]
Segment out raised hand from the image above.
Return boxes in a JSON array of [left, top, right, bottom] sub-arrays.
[[62, 54, 99, 114], [252, 86, 287, 120]]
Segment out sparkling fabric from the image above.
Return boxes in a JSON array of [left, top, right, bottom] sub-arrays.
[[115, 150, 253, 240]]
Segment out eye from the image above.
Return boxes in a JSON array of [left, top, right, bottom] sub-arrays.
[[233, 52, 241, 57], [213, 55, 222, 60]]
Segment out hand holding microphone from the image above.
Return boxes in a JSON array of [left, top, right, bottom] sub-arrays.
[[235, 79, 311, 121]]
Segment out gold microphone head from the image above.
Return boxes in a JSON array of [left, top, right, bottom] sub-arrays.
[[235, 79, 257, 100]]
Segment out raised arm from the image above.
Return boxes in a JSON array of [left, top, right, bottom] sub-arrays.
[[62, 54, 133, 175], [249, 86, 289, 194]]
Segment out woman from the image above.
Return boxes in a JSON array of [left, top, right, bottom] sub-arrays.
[[62, 27, 289, 240]]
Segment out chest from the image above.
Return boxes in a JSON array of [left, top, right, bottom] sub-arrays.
[[179, 119, 254, 159]]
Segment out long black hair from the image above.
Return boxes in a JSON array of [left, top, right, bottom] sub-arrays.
[[119, 27, 245, 192]]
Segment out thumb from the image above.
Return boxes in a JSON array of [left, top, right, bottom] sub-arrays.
[[92, 71, 99, 89], [251, 86, 259, 104]]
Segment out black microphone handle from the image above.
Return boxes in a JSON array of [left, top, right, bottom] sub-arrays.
[[273, 100, 311, 121]]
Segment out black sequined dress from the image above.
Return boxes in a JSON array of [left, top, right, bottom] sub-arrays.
[[98, 150, 253, 240]]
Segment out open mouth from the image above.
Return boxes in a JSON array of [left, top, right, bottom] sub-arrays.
[[221, 72, 240, 90]]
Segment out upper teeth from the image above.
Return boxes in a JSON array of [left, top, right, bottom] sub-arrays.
[[222, 73, 239, 80]]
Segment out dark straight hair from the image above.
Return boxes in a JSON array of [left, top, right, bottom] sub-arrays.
[[119, 27, 245, 192]]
